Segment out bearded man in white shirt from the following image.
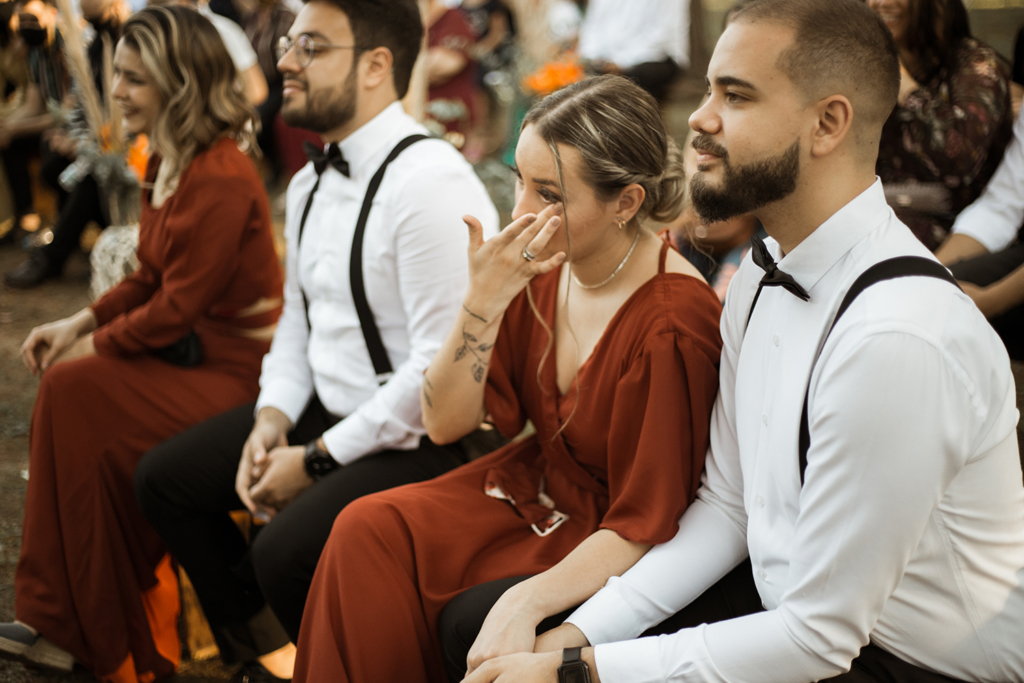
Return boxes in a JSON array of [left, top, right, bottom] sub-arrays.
[[134, 0, 498, 681], [457, 1, 1024, 682]]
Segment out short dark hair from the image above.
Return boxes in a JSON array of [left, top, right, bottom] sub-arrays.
[[732, 0, 900, 133], [304, 0, 422, 99]]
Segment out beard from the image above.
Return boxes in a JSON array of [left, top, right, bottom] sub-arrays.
[[689, 135, 801, 224], [280, 64, 357, 134]]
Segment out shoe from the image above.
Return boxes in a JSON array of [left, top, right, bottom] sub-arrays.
[[4, 251, 58, 289], [231, 662, 292, 682], [0, 623, 74, 673]]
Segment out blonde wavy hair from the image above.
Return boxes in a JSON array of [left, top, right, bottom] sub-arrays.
[[120, 5, 258, 183]]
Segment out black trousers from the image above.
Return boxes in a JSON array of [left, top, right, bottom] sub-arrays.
[[949, 243, 1024, 361], [135, 397, 468, 663], [41, 173, 105, 270], [439, 560, 967, 683]]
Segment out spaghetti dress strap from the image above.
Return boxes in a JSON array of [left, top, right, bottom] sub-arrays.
[[658, 231, 671, 274]]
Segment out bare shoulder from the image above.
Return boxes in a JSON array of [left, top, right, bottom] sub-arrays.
[[663, 245, 707, 284]]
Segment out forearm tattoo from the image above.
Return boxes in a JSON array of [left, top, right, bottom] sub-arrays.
[[454, 324, 493, 383], [422, 376, 434, 409], [463, 304, 489, 324]]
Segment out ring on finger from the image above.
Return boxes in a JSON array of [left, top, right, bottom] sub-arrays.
[[522, 246, 537, 261]]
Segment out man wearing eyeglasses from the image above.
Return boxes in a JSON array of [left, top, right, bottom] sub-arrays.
[[135, 1, 499, 681]]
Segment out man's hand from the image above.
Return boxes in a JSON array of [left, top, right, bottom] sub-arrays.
[[463, 651, 576, 683], [248, 445, 314, 517], [236, 409, 289, 513]]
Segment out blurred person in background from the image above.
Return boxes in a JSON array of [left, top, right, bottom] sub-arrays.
[[578, 0, 690, 104], [4, 0, 131, 288], [426, 0, 479, 149], [0, 0, 67, 243], [150, 0, 268, 105], [937, 106, 1024, 361], [0, 8, 282, 682], [870, 0, 1013, 250]]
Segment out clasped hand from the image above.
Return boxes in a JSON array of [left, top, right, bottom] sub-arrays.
[[235, 414, 313, 520], [21, 311, 97, 375]]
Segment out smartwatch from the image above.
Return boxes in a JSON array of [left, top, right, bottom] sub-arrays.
[[304, 439, 339, 480], [557, 647, 591, 683]]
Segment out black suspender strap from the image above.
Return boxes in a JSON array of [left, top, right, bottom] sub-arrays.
[[350, 134, 428, 385], [795, 257, 961, 485], [296, 175, 322, 326], [745, 256, 962, 487], [295, 134, 429, 386]]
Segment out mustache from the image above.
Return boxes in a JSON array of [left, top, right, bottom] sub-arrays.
[[283, 76, 308, 90], [691, 134, 728, 160]]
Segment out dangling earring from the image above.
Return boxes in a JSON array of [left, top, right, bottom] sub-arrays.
[[616, 216, 626, 230]]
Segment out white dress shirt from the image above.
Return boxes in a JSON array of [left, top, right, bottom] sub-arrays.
[[568, 180, 1024, 683], [256, 102, 498, 464], [951, 106, 1024, 253], [577, 0, 690, 70]]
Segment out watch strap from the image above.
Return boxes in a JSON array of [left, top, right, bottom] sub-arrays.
[[304, 439, 339, 480]]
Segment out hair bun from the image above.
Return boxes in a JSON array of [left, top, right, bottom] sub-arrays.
[[647, 137, 687, 224]]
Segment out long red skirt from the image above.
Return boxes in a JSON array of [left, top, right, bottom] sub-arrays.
[[292, 446, 601, 683], [16, 341, 265, 683]]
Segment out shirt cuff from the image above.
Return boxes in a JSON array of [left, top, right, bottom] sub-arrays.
[[594, 638, 666, 683], [950, 204, 1018, 253], [320, 411, 422, 466], [255, 381, 313, 427], [568, 581, 654, 646]]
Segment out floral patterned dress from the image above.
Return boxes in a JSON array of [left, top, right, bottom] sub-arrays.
[[877, 37, 1013, 249]]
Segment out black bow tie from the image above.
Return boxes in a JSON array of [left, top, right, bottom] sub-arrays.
[[304, 141, 350, 177], [750, 235, 810, 301]]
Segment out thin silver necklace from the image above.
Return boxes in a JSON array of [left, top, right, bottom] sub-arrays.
[[571, 228, 642, 290]]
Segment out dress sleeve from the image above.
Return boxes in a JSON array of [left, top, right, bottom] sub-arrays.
[[897, 41, 1010, 193], [92, 171, 261, 357], [600, 330, 720, 546], [90, 257, 160, 326], [483, 296, 528, 441]]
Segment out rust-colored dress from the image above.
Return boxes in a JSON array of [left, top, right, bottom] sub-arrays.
[[15, 137, 283, 683], [293, 240, 722, 683]]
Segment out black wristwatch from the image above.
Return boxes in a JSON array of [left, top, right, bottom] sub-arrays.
[[304, 439, 339, 480], [557, 647, 591, 683]]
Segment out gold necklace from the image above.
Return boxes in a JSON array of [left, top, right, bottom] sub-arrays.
[[571, 228, 642, 290]]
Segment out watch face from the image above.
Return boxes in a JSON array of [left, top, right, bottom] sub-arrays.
[[560, 664, 590, 683]]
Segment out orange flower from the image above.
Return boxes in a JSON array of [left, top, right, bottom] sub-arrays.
[[522, 56, 585, 96]]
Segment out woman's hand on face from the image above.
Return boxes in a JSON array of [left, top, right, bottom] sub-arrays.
[[463, 203, 566, 322], [21, 318, 85, 375], [465, 586, 544, 676]]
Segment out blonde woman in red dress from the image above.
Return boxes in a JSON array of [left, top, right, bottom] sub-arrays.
[[293, 75, 723, 683], [0, 7, 282, 683]]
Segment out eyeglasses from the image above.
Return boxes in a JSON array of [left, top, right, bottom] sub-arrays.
[[276, 35, 363, 67]]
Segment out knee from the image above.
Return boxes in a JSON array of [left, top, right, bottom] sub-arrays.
[[330, 493, 403, 544], [250, 518, 305, 598], [438, 592, 478, 683]]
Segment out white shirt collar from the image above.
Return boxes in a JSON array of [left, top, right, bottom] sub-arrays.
[[329, 101, 411, 177], [771, 178, 891, 295]]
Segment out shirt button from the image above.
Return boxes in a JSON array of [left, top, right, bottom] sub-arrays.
[[756, 495, 765, 508], [772, 335, 780, 347], [760, 570, 768, 581], [762, 414, 768, 426]]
